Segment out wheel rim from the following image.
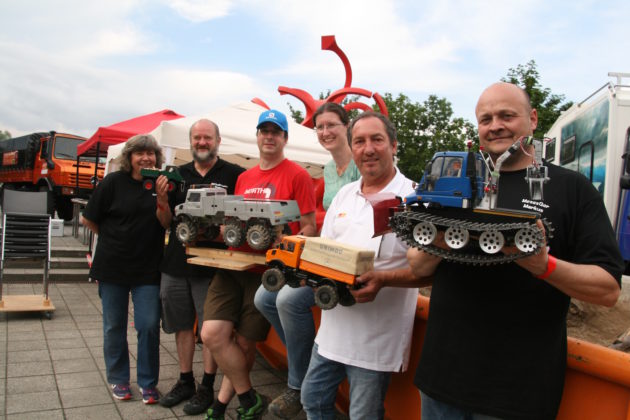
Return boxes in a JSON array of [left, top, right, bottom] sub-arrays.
[[412, 222, 437, 245], [225, 228, 238, 244], [176, 224, 191, 242], [514, 227, 539, 253], [444, 226, 469, 249], [266, 274, 277, 287], [249, 230, 263, 246], [478, 230, 505, 254], [319, 290, 331, 304]]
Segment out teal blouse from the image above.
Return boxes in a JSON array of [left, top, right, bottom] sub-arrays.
[[322, 159, 360, 210]]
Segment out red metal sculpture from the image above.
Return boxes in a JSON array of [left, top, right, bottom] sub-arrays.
[[253, 35, 388, 127]]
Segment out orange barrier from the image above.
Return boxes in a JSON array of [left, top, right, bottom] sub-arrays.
[[256, 294, 630, 419]]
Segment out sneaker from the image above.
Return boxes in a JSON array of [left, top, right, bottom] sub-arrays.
[[268, 388, 302, 419], [111, 383, 132, 401], [204, 406, 225, 420], [236, 392, 268, 420], [140, 387, 160, 404], [159, 379, 195, 407], [184, 383, 214, 415]]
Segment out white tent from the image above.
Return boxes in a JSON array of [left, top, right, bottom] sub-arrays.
[[106, 101, 328, 177]]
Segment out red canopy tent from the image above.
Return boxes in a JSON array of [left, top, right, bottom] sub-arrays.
[[77, 109, 185, 157]]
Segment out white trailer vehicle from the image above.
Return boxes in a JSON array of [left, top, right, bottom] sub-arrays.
[[544, 72, 630, 269]]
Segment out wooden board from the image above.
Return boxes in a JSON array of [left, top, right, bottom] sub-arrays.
[[186, 247, 266, 271], [0, 295, 55, 312]]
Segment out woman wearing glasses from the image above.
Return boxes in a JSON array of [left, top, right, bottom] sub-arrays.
[[313, 103, 360, 210]]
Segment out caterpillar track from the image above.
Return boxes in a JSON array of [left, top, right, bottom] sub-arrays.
[[390, 207, 553, 265]]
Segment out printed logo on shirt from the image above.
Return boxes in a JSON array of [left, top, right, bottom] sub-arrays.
[[337, 212, 347, 218], [243, 184, 275, 199], [521, 198, 549, 214]]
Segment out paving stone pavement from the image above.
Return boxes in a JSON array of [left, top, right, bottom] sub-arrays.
[[0, 224, 324, 419], [0, 281, 312, 420]]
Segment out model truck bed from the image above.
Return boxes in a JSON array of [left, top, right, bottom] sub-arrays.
[[300, 237, 374, 275]]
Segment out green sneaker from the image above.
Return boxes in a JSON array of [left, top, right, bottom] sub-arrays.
[[236, 392, 268, 420], [204, 407, 225, 420]]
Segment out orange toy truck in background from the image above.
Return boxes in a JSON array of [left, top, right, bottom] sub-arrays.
[[0, 131, 103, 220], [261, 235, 374, 310]]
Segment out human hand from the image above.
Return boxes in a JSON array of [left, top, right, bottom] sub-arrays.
[[155, 175, 170, 207], [504, 219, 548, 276], [350, 270, 384, 304]]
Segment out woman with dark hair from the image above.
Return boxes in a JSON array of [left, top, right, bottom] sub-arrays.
[[312, 102, 360, 209], [82, 134, 169, 405]]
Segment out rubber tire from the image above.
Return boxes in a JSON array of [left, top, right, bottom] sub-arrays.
[[338, 286, 356, 307], [143, 178, 154, 191], [262, 268, 286, 292], [55, 196, 74, 221], [224, 221, 244, 248], [315, 284, 339, 310], [246, 224, 272, 250], [38, 185, 54, 217], [203, 225, 220, 241], [175, 219, 197, 244]]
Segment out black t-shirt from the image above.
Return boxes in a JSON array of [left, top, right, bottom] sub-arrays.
[[414, 164, 624, 420], [159, 159, 245, 277], [84, 170, 165, 285]]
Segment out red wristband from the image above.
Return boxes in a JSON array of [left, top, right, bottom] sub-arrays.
[[537, 255, 557, 280]]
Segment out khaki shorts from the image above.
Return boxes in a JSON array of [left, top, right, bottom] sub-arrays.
[[203, 269, 270, 342]]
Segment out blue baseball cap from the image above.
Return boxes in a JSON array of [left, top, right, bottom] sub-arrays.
[[257, 109, 288, 133]]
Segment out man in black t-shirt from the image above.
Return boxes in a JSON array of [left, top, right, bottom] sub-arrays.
[[408, 82, 624, 419], [158, 119, 244, 414]]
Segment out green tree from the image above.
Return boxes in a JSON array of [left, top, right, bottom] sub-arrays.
[[0, 130, 10, 141], [502, 60, 573, 138], [381, 93, 477, 181]]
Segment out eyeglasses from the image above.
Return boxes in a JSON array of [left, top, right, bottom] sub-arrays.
[[314, 123, 344, 133]]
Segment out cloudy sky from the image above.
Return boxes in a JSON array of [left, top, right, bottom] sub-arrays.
[[1, 0, 629, 138]]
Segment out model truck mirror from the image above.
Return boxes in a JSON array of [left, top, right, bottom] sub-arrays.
[[262, 236, 375, 310], [173, 186, 301, 250]]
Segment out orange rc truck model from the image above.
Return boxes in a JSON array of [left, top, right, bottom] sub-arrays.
[[262, 235, 375, 310]]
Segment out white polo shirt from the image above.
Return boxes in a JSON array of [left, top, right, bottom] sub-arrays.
[[316, 168, 418, 372]]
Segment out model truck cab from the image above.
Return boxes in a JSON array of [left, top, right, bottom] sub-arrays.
[[407, 150, 487, 209]]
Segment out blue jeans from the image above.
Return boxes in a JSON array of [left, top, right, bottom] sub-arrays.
[[420, 391, 504, 420], [99, 281, 161, 389], [254, 285, 315, 390], [301, 344, 392, 420]]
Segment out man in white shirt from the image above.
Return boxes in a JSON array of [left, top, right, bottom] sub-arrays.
[[300, 112, 431, 419]]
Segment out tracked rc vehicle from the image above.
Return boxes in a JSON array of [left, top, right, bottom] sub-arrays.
[[378, 137, 552, 265]]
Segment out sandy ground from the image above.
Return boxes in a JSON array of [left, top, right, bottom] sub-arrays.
[[567, 276, 630, 349]]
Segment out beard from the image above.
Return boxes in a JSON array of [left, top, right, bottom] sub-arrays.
[[192, 147, 218, 163]]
